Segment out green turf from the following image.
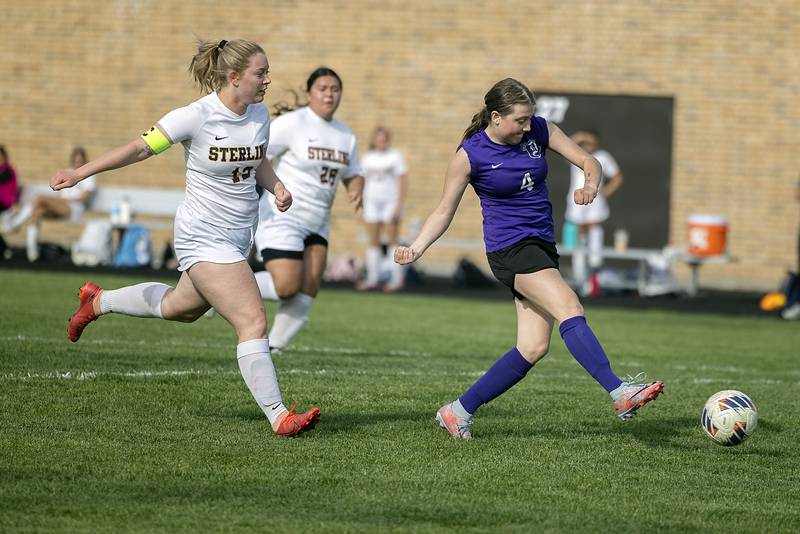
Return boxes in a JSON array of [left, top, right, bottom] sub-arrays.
[[1, 269, 798, 533]]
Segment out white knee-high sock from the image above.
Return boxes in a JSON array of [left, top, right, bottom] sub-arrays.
[[236, 338, 287, 427], [269, 293, 315, 349], [387, 245, 405, 287], [572, 237, 587, 285], [9, 204, 33, 231], [99, 283, 171, 318], [254, 270, 279, 301], [588, 226, 604, 271], [26, 225, 39, 262], [365, 246, 382, 286]]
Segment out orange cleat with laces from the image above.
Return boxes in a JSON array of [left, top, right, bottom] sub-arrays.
[[274, 403, 321, 437], [613, 375, 664, 421], [67, 282, 102, 342]]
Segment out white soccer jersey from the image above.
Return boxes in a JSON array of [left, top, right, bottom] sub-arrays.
[[157, 92, 270, 228], [362, 149, 407, 202], [565, 149, 620, 225], [260, 106, 361, 232]]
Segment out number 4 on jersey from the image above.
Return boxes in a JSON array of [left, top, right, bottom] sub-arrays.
[[520, 172, 535, 192]]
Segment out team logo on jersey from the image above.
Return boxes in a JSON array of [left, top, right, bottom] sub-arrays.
[[308, 146, 350, 166], [208, 144, 265, 162], [523, 139, 542, 159]]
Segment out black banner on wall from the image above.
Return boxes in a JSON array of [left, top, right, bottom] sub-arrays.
[[536, 92, 674, 248]]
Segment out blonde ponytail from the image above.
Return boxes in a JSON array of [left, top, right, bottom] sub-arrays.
[[189, 38, 265, 94]]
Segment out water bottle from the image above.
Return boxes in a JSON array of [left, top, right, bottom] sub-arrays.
[[110, 202, 121, 225], [119, 196, 132, 225]]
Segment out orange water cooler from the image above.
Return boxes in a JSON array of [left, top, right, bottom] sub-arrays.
[[687, 214, 728, 256]]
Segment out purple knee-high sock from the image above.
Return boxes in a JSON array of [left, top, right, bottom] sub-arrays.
[[559, 315, 622, 393], [459, 347, 534, 415]]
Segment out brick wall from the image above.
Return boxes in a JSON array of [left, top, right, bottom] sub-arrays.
[[2, 1, 797, 289]]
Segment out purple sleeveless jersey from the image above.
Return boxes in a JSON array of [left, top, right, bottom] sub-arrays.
[[460, 115, 554, 252]]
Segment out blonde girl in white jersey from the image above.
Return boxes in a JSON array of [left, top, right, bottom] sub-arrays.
[[252, 67, 364, 352], [50, 38, 320, 437]]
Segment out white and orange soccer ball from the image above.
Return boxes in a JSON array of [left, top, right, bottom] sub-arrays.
[[701, 390, 758, 446]]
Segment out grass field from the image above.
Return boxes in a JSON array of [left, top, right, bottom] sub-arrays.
[[1, 269, 799, 533]]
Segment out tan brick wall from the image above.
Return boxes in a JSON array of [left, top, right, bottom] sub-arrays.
[[2, 1, 797, 289]]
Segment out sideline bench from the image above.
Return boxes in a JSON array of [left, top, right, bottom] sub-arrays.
[[7, 184, 184, 259], [421, 236, 734, 297], [557, 245, 735, 296]]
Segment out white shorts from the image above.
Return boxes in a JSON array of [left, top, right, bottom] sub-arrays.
[[254, 215, 330, 254], [362, 196, 399, 224], [173, 203, 255, 272], [565, 194, 610, 225]]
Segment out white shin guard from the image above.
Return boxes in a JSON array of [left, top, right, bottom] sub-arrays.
[[588, 226, 604, 270], [269, 293, 314, 350], [236, 339, 287, 425], [364, 246, 382, 286]]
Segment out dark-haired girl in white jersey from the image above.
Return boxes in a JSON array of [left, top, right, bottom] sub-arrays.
[[51, 39, 320, 437]]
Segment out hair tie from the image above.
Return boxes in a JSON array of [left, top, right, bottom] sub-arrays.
[[217, 40, 228, 51]]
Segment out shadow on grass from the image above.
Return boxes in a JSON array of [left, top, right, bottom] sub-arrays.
[[220, 407, 432, 434]]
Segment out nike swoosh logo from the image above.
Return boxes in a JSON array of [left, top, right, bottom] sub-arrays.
[[215, 135, 228, 140], [491, 163, 503, 169]]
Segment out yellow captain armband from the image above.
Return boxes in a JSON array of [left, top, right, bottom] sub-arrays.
[[141, 126, 171, 155]]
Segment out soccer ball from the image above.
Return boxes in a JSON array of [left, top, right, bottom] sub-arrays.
[[701, 390, 758, 446]]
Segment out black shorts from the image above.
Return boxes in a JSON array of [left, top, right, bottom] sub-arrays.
[[486, 236, 560, 300], [260, 233, 328, 262]]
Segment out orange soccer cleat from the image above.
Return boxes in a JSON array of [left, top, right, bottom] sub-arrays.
[[435, 403, 472, 440], [274, 403, 321, 437], [613, 374, 664, 421], [67, 282, 102, 342]]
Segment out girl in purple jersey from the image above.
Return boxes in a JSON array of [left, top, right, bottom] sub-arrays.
[[395, 78, 663, 439]]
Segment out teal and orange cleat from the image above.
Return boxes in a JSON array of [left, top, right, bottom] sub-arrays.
[[435, 403, 472, 440], [274, 403, 321, 437], [67, 282, 102, 342], [613, 374, 664, 421]]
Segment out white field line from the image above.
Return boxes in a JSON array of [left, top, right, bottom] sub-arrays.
[[0, 335, 432, 358], [1, 335, 795, 384], [0, 367, 793, 386]]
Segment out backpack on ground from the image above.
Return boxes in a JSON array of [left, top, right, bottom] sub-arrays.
[[71, 220, 113, 267], [113, 224, 152, 268]]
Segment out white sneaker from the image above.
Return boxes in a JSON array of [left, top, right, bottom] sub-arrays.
[[782, 303, 800, 320]]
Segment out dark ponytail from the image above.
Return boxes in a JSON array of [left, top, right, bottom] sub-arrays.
[[462, 107, 491, 144]]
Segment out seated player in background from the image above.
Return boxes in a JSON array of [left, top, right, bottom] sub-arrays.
[[1, 147, 96, 262]]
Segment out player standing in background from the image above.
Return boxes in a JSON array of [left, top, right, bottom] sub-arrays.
[[356, 126, 409, 292], [564, 130, 623, 297], [252, 67, 363, 352], [51, 38, 320, 437], [395, 78, 663, 440]]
